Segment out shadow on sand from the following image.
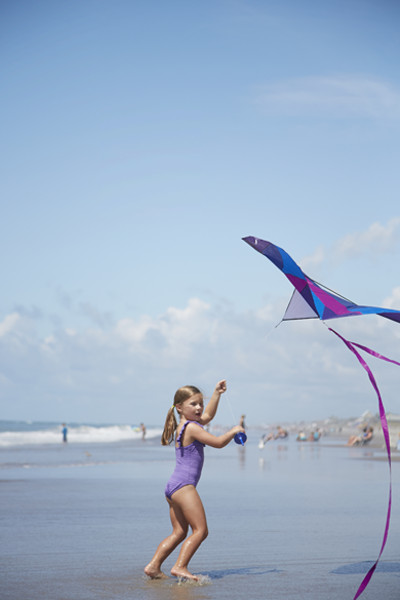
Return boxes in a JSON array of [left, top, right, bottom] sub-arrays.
[[200, 566, 282, 579], [331, 562, 400, 576]]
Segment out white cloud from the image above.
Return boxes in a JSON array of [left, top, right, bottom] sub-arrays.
[[115, 315, 156, 344], [300, 245, 326, 272], [333, 218, 400, 263], [1, 298, 400, 424], [65, 328, 77, 337], [115, 298, 212, 358], [383, 286, 400, 310], [300, 218, 400, 271], [256, 75, 400, 119], [0, 313, 20, 338]]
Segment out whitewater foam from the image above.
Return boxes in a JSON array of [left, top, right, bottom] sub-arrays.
[[177, 575, 212, 586], [0, 424, 163, 447]]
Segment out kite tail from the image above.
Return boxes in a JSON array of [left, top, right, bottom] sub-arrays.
[[328, 327, 393, 600]]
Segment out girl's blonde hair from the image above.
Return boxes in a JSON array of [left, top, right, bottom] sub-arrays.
[[161, 385, 202, 446]]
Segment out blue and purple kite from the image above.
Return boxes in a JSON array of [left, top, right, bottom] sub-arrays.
[[243, 236, 400, 324]]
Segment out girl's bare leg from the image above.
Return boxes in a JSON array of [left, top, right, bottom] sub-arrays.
[[169, 485, 208, 581], [144, 498, 189, 579]]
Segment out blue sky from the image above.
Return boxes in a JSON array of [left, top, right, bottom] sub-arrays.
[[1, 0, 400, 425]]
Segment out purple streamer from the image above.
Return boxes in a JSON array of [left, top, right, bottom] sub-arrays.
[[328, 328, 393, 600], [350, 341, 400, 369]]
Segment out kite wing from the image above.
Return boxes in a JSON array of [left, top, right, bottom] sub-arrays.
[[243, 236, 400, 324]]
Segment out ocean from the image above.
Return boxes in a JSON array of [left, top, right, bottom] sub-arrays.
[[1, 421, 399, 600]]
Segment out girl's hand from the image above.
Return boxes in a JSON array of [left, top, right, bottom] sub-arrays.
[[200, 380, 227, 425], [230, 425, 245, 435], [215, 380, 227, 394]]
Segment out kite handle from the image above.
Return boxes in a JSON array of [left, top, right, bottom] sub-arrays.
[[234, 432, 247, 445]]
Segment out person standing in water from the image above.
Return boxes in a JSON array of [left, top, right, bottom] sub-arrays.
[[61, 424, 68, 443], [144, 380, 244, 581]]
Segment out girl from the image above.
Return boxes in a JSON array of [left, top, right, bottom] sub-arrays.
[[144, 380, 244, 581]]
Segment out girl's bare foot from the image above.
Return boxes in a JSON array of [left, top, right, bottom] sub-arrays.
[[171, 566, 199, 581], [144, 564, 169, 579]]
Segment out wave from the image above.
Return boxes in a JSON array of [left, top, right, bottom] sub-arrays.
[[0, 425, 163, 447]]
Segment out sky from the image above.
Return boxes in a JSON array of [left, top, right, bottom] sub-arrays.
[[1, 0, 400, 426]]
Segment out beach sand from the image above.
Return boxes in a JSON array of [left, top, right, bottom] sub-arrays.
[[1, 434, 399, 600]]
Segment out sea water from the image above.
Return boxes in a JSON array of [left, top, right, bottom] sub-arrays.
[[1, 426, 399, 600]]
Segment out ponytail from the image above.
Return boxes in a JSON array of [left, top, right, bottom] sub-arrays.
[[161, 407, 178, 446], [161, 385, 202, 446]]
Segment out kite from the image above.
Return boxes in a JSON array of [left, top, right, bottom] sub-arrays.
[[243, 236, 399, 600]]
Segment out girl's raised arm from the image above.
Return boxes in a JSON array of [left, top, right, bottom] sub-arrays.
[[186, 422, 244, 449], [200, 380, 226, 425]]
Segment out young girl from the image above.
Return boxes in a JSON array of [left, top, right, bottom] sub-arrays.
[[144, 379, 244, 581]]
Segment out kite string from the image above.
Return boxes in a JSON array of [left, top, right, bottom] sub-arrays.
[[326, 325, 393, 600], [224, 393, 238, 427]]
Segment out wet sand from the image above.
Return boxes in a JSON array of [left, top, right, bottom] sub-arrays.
[[1, 434, 399, 600]]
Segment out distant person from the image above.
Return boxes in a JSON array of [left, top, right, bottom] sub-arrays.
[[259, 425, 288, 448], [239, 414, 246, 430], [313, 428, 321, 441], [346, 426, 374, 446], [346, 425, 367, 446], [140, 422, 146, 441], [275, 426, 288, 439], [62, 424, 68, 443], [296, 431, 307, 441]]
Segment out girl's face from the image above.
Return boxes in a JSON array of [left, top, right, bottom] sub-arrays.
[[178, 393, 204, 421]]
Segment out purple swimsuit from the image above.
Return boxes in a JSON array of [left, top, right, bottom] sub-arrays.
[[165, 420, 205, 500]]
